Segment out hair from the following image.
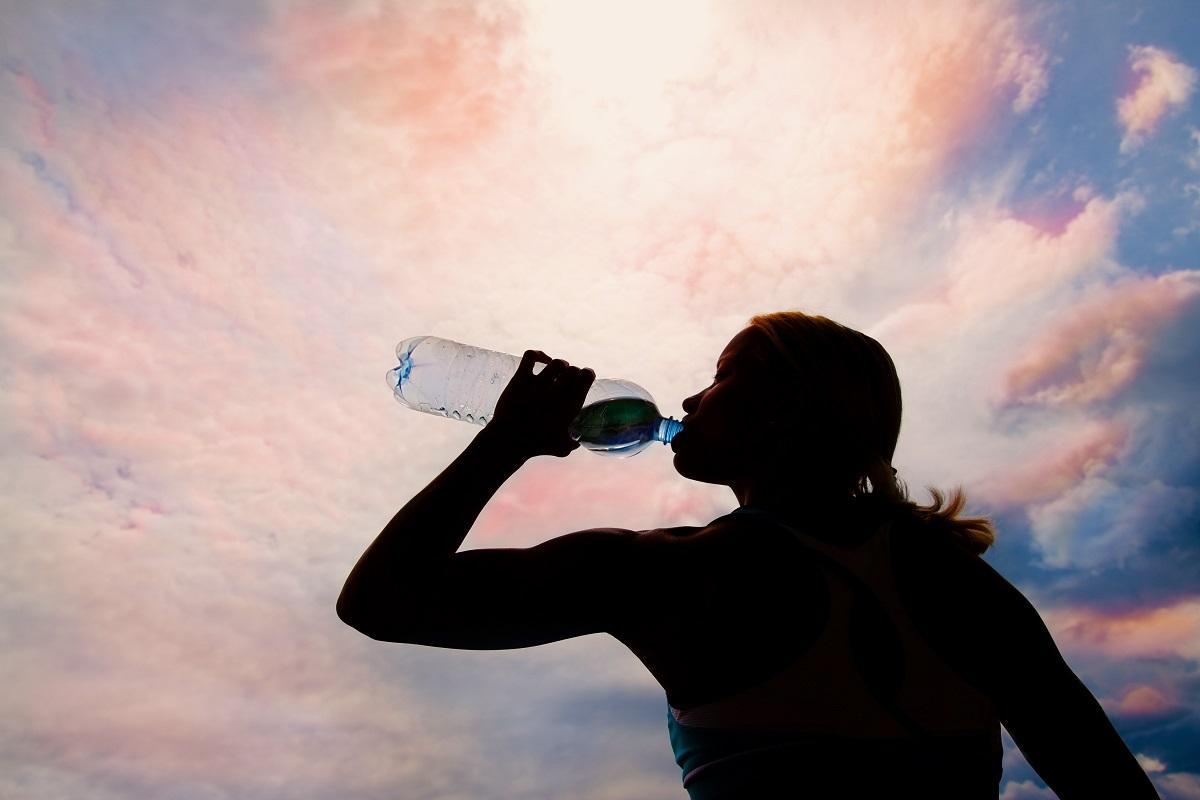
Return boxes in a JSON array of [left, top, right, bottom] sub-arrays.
[[746, 310, 996, 555]]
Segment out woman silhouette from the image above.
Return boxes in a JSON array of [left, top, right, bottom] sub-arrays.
[[338, 311, 1160, 799]]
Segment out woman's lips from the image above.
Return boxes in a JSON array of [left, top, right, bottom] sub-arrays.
[[672, 418, 692, 450]]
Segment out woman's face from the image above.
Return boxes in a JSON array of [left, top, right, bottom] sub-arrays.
[[672, 327, 793, 491]]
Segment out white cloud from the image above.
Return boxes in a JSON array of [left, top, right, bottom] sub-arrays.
[[999, 779, 1057, 799], [1043, 596, 1200, 664], [1026, 476, 1199, 570], [1158, 772, 1200, 800], [1138, 754, 1168, 773], [1187, 127, 1200, 170], [1117, 45, 1198, 153]]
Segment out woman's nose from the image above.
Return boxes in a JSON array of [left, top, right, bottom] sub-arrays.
[[682, 394, 698, 413]]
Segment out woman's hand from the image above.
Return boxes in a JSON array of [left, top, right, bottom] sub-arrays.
[[482, 349, 596, 460]]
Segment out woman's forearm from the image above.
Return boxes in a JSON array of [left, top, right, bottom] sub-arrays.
[[1015, 669, 1162, 800], [1068, 694, 1161, 799], [337, 426, 528, 618]]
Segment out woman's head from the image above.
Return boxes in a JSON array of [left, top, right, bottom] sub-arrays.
[[675, 309, 995, 554], [674, 311, 903, 508]]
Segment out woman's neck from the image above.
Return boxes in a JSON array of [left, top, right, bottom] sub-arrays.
[[737, 492, 879, 544]]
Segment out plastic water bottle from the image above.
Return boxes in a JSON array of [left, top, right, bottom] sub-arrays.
[[386, 336, 684, 458]]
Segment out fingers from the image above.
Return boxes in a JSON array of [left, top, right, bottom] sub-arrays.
[[549, 363, 595, 393], [521, 350, 595, 389], [520, 349, 552, 377], [521, 350, 567, 379], [546, 358, 569, 378], [573, 367, 595, 401], [520, 349, 546, 370]]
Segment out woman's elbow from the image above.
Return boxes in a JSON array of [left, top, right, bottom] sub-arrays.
[[337, 589, 367, 628]]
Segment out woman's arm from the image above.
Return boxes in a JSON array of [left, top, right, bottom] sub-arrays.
[[337, 349, 595, 628], [895, 532, 1159, 798], [336, 424, 527, 625], [990, 586, 1160, 799]]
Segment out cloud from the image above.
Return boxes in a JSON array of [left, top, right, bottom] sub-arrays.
[[866, 171, 1198, 572], [999, 779, 1057, 799], [1117, 45, 1198, 154], [972, 418, 1131, 508], [872, 189, 1140, 351], [1140, 753, 1169, 772], [1042, 596, 1200, 662], [866, 181, 1197, 579], [1187, 127, 1200, 171], [1116, 684, 1175, 716], [997, 271, 1200, 408], [993, 15, 1049, 113], [1025, 475, 1199, 570], [263, 1, 533, 167], [1132, 757, 1200, 800], [1158, 772, 1200, 800]]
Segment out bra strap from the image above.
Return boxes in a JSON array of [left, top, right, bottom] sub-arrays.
[[735, 508, 954, 776]]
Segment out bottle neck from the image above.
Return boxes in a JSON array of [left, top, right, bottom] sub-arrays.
[[655, 416, 683, 443]]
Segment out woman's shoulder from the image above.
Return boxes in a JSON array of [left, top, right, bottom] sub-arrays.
[[886, 511, 1050, 693], [887, 511, 1003, 587], [636, 509, 752, 540], [637, 511, 826, 579]]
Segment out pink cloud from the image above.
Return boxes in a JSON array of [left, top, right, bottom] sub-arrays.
[[998, 270, 1200, 408], [973, 418, 1131, 508], [264, 2, 532, 168], [874, 190, 1136, 349], [1113, 683, 1175, 716], [12, 69, 56, 148], [244, 0, 1053, 307], [471, 454, 725, 547], [864, 183, 1196, 570], [1157, 772, 1200, 800], [1118, 45, 1197, 153], [1042, 596, 1200, 662], [1010, 190, 1089, 238]]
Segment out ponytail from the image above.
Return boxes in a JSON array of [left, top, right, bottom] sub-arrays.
[[857, 456, 995, 555]]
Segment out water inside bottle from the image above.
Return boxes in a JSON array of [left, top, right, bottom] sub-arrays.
[[569, 397, 671, 455]]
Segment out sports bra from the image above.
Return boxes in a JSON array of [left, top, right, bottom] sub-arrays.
[[666, 505, 1003, 798]]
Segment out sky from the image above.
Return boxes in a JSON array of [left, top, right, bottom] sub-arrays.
[[1, 0, 1198, 797]]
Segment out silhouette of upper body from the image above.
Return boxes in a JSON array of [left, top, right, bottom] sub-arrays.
[[655, 503, 1003, 798], [339, 316, 1161, 799]]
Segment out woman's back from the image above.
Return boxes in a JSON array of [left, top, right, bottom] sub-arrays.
[[656, 504, 1004, 797], [613, 503, 1160, 798]]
